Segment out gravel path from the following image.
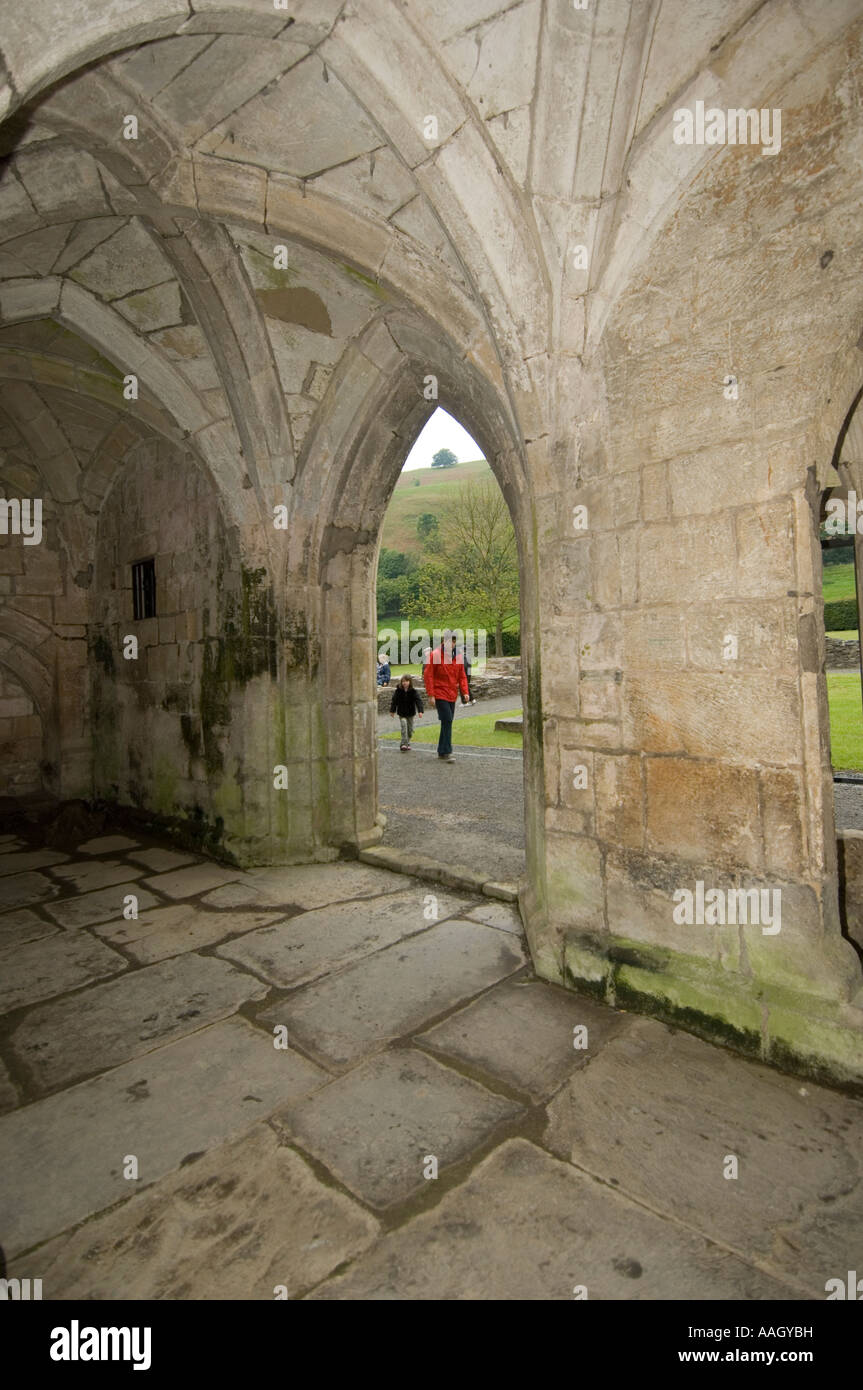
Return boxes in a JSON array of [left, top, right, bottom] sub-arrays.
[[377, 734, 525, 884]]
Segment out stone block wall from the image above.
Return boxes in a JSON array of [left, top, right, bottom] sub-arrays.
[[826, 637, 860, 671], [90, 436, 277, 859]]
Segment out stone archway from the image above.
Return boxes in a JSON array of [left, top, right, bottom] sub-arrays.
[[284, 310, 546, 918]]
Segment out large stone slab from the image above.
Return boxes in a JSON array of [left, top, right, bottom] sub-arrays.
[[464, 901, 524, 935], [275, 1048, 521, 1208], [142, 863, 245, 899], [418, 979, 632, 1100], [0, 932, 127, 1015], [43, 882, 160, 928], [0, 907, 57, 950], [49, 859, 144, 893], [10, 953, 269, 1092], [203, 861, 413, 912], [543, 1017, 863, 1296], [217, 887, 473, 990], [13, 1125, 379, 1300], [269, 920, 526, 1071], [94, 904, 285, 965], [309, 1139, 800, 1300], [78, 836, 142, 855], [0, 849, 68, 876], [0, 871, 60, 911], [0, 1017, 329, 1258], [127, 848, 198, 873]]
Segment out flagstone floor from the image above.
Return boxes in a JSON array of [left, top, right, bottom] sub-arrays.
[[1, 826, 862, 1301]]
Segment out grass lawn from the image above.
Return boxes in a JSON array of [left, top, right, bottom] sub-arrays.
[[827, 630, 859, 640], [828, 673, 863, 771], [822, 558, 856, 604], [381, 707, 523, 749]]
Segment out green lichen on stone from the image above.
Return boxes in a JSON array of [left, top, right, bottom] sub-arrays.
[[199, 566, 280, 775], [764, 1002, 863, 1091], [246, 247, 296, 290], [212, 773, 242, 822], [613, 964, 763, 1059], [153, 758, 178, 816], [341, 263, 388, 298]]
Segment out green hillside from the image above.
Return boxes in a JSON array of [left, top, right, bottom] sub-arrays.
[[382, 457, 492, 556]]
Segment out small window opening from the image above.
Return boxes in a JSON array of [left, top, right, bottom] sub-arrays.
[[132, 558, 156, 620]]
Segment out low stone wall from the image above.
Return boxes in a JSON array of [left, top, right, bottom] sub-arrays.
[[376, 672, 523, 713], [826, 637, 860, 670], [484, 657, 522, 676]]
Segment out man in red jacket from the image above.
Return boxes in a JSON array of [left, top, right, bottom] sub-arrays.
[[423, 629, 470, 762]]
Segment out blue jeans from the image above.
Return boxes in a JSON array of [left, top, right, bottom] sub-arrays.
[[435, 699, 455, 756]]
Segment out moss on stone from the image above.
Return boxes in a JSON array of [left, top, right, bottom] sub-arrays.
[[614, 963, 763, 1058], [212, 774, 242, 823], [153, 758, 178, 816], [246, 247, 296, 290], [341, 263, 388, 297], [199, 566, 280, 775]]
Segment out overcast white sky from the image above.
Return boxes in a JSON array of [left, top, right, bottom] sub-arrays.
[[402, 406, 484, 470]]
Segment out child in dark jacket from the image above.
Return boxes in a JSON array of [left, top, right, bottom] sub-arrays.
[[390, 675, 424, 750]]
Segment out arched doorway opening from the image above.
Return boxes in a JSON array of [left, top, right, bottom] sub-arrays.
[[287, 312, 545, 927], [374, 406, 525, 883]]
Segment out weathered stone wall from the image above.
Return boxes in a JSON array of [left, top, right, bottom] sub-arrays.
[[529, 22, 863, 1079], [91, 436, 279, 859]]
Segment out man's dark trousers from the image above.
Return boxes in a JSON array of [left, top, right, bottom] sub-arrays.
[[435, 699, 455, 757]]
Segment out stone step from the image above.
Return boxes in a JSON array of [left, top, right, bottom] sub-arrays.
[[494, 716, 523, 734], [359, 844, 518, 900]]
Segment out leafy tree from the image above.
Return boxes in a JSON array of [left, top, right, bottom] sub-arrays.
[[376, 552, 420, 619], [405, 480, 519, 654], [376, 576, 404, 619], [431, 447, 458, 469], [378, 547, 412, 579], [416, 513, 439, 542]]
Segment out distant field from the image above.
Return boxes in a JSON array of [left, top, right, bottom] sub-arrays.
[[381, 457, 492, 556]]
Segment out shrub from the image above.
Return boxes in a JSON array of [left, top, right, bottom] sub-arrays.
[[824, 598, 858, 630], [501, 628, 520, 655]]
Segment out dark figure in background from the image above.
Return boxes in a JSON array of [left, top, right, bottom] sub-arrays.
[[451, 636, 476, 704]]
